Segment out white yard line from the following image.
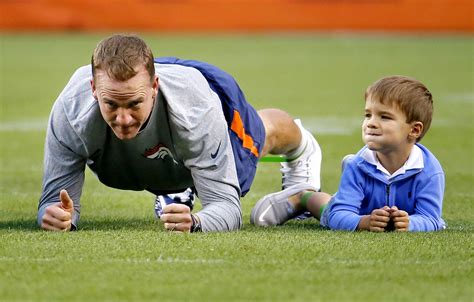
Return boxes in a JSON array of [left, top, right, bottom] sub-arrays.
[[300, 116, 361, 135], [441, 92, 474, 104], [0, 255, 469, 266], [0, 119, 48, 132], [0, 255, 225, 265]]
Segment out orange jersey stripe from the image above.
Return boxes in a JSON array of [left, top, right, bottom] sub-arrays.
[[230, 110, 260, 157]]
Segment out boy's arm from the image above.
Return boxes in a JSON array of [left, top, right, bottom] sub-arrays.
[[327, 162, 368, 231], [408, 172, 445, 231]]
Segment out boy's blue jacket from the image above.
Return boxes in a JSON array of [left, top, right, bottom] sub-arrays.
[[327, 144, 446, 232]]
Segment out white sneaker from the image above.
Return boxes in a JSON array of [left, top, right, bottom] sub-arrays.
[[154, 188, 195, 218], [280, 119, 322, 190], [250, 183, 319, 226]]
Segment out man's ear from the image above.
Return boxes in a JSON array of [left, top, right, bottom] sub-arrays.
[[90, 79, 98, 100], [409, 121, 423, 140], [152, 75, 159, 99]]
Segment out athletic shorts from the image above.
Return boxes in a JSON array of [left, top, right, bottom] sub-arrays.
[[154, 57, 265, 196]]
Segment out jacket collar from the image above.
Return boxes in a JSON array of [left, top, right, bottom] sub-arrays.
[[358, 145, 424, 183]]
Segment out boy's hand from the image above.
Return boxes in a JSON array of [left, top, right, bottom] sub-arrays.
[[359, 206, 391, 232], [389, 206, 409, 232]]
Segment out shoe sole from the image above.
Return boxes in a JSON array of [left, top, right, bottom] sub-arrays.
[[250, 183, 319, 226]]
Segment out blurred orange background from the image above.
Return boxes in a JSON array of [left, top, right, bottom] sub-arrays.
[[0, 0, 472, 32]]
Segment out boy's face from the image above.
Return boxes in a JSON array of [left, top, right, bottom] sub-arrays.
[[362, 95, 421, 155]]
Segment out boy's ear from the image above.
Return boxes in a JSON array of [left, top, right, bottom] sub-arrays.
[[409, 121, 423, 140]]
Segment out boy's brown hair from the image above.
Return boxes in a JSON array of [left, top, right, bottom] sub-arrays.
[[365, 76, 433, 142], [91, 34, 155, 82]]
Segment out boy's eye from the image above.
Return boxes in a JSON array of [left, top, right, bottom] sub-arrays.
[[364, 113, 371, 118], [381, 115, 392, 120]]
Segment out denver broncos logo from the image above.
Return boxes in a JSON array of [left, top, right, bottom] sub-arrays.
[[143, 144, 178, 164]]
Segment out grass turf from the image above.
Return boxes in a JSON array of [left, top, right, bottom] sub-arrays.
[[0, 33, 473, 301]]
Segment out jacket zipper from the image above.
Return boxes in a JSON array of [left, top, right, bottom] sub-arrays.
[[385, 184, 391, 207], [385, 184, 395, 231]]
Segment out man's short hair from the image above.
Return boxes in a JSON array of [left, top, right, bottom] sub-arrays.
[[91, 34, 155, 82], [365, 76, 434, 141]]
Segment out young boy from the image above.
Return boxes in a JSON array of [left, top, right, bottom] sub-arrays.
[[251, 76, 446, 232]]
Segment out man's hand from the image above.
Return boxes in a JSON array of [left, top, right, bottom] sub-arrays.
[[389, 206, 409, 232], [41, 190, 74, 231], [160, 203, 193, 233], [358, 206, 391, 232]]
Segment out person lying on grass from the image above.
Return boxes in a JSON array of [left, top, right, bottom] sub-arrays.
[[252, 75, 446, 232], [38, 34, 322, 233]]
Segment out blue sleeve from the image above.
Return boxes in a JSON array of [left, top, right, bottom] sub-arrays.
[[327, 162, 366, 231], [409, 172, 445, 231]]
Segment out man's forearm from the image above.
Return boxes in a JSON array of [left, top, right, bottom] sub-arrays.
[[196, 201, 242, 232]]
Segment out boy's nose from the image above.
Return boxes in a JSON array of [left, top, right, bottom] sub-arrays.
[[365, 119, 377, 128], [366, 118, 377, 128]]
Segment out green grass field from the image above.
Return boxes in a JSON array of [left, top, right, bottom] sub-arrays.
[[0, 33, 473, 301]]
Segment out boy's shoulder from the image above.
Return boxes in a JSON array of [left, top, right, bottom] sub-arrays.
[[340, 146, 381, 179], [416, 143, 444, 174]]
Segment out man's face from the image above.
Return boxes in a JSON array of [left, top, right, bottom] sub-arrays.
[[92, 66, 158, 140]]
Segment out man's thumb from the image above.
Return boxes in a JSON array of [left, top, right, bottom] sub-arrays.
[[60, 189, 74, 211]]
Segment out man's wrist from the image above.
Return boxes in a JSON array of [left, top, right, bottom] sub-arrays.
[[190, 214, 202, 233]]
